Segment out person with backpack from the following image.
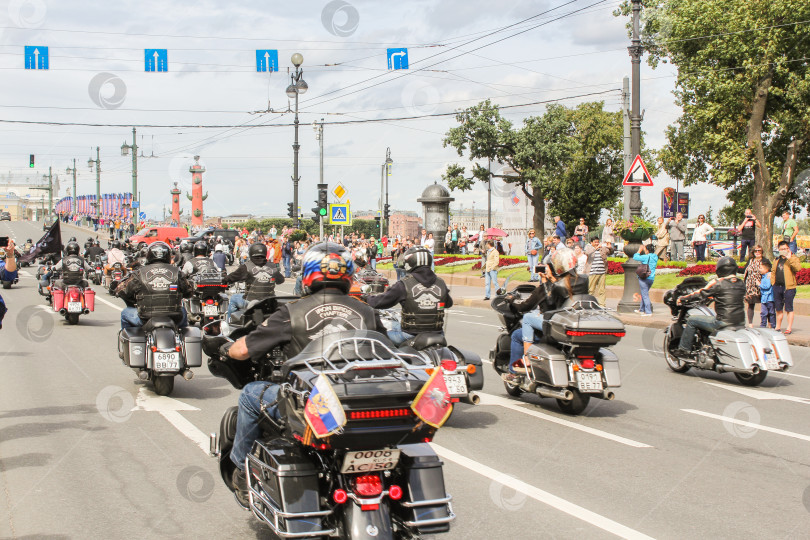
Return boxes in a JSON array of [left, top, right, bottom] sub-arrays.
[[633, 243, 658, 316]]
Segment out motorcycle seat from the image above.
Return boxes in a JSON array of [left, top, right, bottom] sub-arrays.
[[402, 332, 447, 350], [142, 316, 177, 332]]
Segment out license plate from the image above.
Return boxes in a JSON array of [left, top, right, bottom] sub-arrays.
[[67, 302, 82, 313], [340, 449, 401, 474], [154, 352, 180, 371], [202, 304, 219, 316], [577, 372, 603, 393], [444, 373, 468, 396]]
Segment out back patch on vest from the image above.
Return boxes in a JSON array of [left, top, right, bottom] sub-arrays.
[[407, 281, 444, 309], [145, 267, 174, 291], [305, 303, 366, 339]]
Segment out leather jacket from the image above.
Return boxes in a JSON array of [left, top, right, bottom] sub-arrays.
[[680, 275, 746, 326]]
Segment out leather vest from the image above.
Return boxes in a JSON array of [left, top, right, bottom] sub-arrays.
[[709, 276, 746, 326], [61, 255, 85, 285], [285, 291, 378, 358], [400, 274, 448, 333], [190, 257, 219, 276], [135, 263, 183, 319], [244, 261, 278, 301]]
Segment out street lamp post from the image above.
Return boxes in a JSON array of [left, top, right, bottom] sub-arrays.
[[286, 53, 308, 229], [380, 148, 392, 237], [66, 159, 78, 214], [121, 127, 139, 212], [88, 147, 101, 218]]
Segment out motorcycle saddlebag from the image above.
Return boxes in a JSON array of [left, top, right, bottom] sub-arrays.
[[393, 443, 453, 535], [599, 348, 621, 387], [527, 343, 569, 386], [246, 437, 324, 537], [84, 288, 95, 312], [546, 310, 625, 346], [51, 288, 65, 312], [119, 327, 146, 368], [181, 326, 203, 368]]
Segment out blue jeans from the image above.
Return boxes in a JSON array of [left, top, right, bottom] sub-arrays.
[[638, 276, 654, 314], [509, 328, 541, 374], [679, 314, 724, 352], [527, 253, 539, 280], [282, 255, 291, 278], [789, 240, 798, 254], [227, 293, 246, 320], [760, 301, 776, 328], [485, 270, 498, 298], [739, 238, 754, 261], [294, 273, 303, 296], [370, 258, 376, 271], [230, 382, 281, 471], [386, 318, 414, 346], [120, 306, 188, 330], [521, 311, 545, 343]]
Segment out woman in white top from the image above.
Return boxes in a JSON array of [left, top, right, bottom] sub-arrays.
[[691, 214, 714, 262], [424, 233, 435, 270], [602, 218, 615, 245], [574, 244, 588, 274]]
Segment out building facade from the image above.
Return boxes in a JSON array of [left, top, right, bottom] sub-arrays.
[[0, 173, 59, 220]]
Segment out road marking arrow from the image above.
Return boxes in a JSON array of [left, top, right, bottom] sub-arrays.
[[131, 387, 209, 453], [702, 381, 810, 405]]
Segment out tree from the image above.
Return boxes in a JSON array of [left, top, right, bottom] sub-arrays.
[[442, 100, 651, 234], [618, 0, 810, 255], [609, 200, 655, 223]]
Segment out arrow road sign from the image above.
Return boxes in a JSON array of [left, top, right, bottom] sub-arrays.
[[622, 155, 653, 187], [145, 49, 168, 72], [329, 203, 352, 226], [255, 49, 279, 72], [138, 212, 146, 220], [387, 48, 409, 70], [24, 46, 48, 70]]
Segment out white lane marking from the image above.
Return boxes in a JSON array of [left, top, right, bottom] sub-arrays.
[[776, 371, 810, 381], [131, 387, 209, 454], [431, 443, 656, 540], [702, 381, 810, 404], [448, 311, 485, 318], [456, 321, 501, 328], [18, 270, 33, 278], [94, 295, 123, 312], [477, 392, 652, 448], [682, 409, 810, 443]]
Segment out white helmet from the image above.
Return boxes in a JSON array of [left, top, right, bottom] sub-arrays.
[[552, 247, 577, 276]]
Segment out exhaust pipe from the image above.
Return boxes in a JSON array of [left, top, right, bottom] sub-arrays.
[[138, 370, 149, 380], [717, 364, 759, 375], [780, 364, 790, 372], [460, 392, 480, 405], [209, 433, 220, 457], [595, 391, 615, 401], [83, 308, 90, 314], [537, 386, 574, 401], [59, 308, 66, 315], [182, 369, 194, 381]]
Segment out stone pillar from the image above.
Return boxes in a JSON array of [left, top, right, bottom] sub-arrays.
[[170, 182, 181, 224], [187, 155, 207, 227], [417, 182, 454, 254]]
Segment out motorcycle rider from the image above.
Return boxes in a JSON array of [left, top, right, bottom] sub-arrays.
[[23, 238, 34, 255], [84, 239, 105, 264], [0, 240, 17, 329], [118, 241, 193, 330], [224, 243, 285, 321], [104, 240, 127, 276], [174, 240, 193, 268], [181, 241, 220, 277], [365, 246, 453, 346], [51, 241, 93, 290], [217, 242, 388, 506], [676, 256, 745, 356]]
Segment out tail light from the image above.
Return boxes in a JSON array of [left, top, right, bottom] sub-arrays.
[[349, 408, 411, 420], [579, 358, 595, 370], [352, 475, 383, 497], [388, 485, 403, 501], [205, 299, 214, 305], [333, 489, 348, 504], [566, 330, 626, 338], [440, 359, 457, 371]]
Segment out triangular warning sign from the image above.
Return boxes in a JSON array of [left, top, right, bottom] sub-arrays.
[[332, 207, 346, 221], [622, 155, 653, 187]]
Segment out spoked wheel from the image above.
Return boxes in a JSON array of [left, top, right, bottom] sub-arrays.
[[663, 331, 691, 373], [66, 313, 80, 325], [153, 375, 175, 396], [556, 390, 590, 415], [735, 371, 768, 386]]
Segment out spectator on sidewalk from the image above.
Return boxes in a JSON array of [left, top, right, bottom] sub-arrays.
[[484, 240, 499, 300], [781, 211, 799, 254], [574, 218, 589, 248], [667, 212, 687, 261], [772, 240, 801, 334], [655, 217, 670, 261], [742, 245, 768, 328], [759, 260, 775, 329], [525, 229, 542, 282], [633, 243, 658, 316], [585, 236, 613, 307], [602, 218, 615, 245], [691, 214, 714, 262], [553, 216, 566, 241], [737, 209, 761, 261], [573, 244, 587, 275]]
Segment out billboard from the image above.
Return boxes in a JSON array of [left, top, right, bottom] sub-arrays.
[[661, 189, 689, 219]]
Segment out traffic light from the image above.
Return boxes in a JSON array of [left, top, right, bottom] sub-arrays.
[[313, 183, 328, 223], [287, 202, 295, 219], [374, 216, 380, 222], [383, 204, 391, 222], [29, 154, 34, 168]]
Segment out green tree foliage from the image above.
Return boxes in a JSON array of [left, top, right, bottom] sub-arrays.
[[617, 0, 810, 254]]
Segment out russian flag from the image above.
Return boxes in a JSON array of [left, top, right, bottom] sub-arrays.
[[169, 284, 178, 291], [304, 373, 346, 438]]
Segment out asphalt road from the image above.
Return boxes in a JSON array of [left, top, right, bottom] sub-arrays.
[[2, 220, 810, 540]]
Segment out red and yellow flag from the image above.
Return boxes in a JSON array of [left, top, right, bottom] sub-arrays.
[[411, 370, 453, 429]]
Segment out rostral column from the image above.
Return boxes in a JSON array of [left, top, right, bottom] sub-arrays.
[[187, 155, 207, 227]]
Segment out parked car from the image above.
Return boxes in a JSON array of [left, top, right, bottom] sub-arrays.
[[0, 211, 11, 221], [182, 228, 239, 246], [128, 226, 189, 247]]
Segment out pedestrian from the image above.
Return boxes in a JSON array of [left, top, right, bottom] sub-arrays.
[[458, 227, 468, 254], [654, 216, 670, 261], [691, 214, 714, 262], [553, 216, 566, 241], [574, 218, 589, 248], [759, 259, 775, 329], [281, 236, 292, 277], [484, 240, 499, 300], [368, 236, 378, 271], [742, 245, 768, 327], [781, 211, 799, 254], [445, 226, 453, 254], [737, 209, 761, 261], [633, 243, 658, 316], [424, 233, 435, 271], [451, 224, 460, 254], [772, 240, 801, 334], [525, 229, 542, 281], [667, 212, 687, 261], [585, 236, 612, 307], [573, 244, 587, 275]]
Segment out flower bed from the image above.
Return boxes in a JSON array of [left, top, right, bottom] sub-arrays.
[[677, 264, 746, 277], [472, 256, 527, 271]]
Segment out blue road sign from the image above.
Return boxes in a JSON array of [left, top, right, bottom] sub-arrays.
[[145, 49, 168, 72], [329, 204, 351, 225], [131, 201, 139, 209], [255, 49, 279, 72], [386, 48, 408, 70], [24, 46, 48, 70], [139, 212, 146, 220]]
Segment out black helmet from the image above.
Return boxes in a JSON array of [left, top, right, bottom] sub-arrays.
[[65, 242, 80, 256], [193, 241, 209, 257], [26, 238, 32, 244], [179, 240, 191, 253], [248, 243, 268, 265], [715, 256, 738, 278], [146, 242, 172, 264], [111, 241, 121, 250], [301, 242, 355, 294], [401, 247, 433, 272], [69, 236, 77, 242], [139, 246, 149, 258], [87, 236, 94, 243]]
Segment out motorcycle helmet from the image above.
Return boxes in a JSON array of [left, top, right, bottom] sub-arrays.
[[111, 241, 121, 250], [551, 247, 577, 276], [179, 240, 191, 253], [69, 236, 77, 242], [26, 238, 32, 244], [248, 243, 268, 265], [301, 242, 355, 294], [193, 241, 209, 257], [146, 242, 172, 264], [715, 256, 738, 278], [401, 246, 432, 272], [65, 241, 81, 256]]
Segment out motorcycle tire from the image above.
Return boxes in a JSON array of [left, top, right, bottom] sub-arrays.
[[66, 313, 80, 325], [556, 390, 590, 415], [734, 371, 768, 387], [663, 331, 691, 373], [153, 375, 175, 396], [503, 381, 523, 397]]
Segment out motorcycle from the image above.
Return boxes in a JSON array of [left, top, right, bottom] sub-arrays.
[[204, 303, 455, 539], [106, 261, 127, 294], [349, 266, 390, 298], [661, 277, 793, 386], [490, 284, 625, 415], [37, 261, 55, 302], [51, 281, 95, 325], [184, 269, 229, 334], [90, 255, 104, 286]]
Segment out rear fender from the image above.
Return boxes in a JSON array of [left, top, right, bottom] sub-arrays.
[[448, 346, 483, 390], [342, 499, 393, 540], [152, 327, 179, 351], [710, 329, 758, 369]]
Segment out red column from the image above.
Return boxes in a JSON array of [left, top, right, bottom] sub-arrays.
[[189, 155, 206, 227], [170, 182, 181, 223]]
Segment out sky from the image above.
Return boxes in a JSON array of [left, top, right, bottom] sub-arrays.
[[0, 0, 732, 222]]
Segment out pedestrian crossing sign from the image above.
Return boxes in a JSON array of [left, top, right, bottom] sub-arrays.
[[329, 203, 351, 225]]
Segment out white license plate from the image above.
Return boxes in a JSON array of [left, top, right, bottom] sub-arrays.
[[202, 304, 219, 316], [444, 373, 468, 396], [577, 372, 603, 393], [340, 449, 401, 474], [154, 352, 180, 371], [763, 355, 779, 371], [67, 301, 82, 313]]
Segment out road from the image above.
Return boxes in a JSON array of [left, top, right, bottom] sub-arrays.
[[2, 220, 810, 539]]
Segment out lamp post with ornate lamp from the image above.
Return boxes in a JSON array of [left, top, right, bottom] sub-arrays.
[[286, 53, 308, 229]]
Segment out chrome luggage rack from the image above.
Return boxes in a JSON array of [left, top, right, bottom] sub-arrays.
[[294, 335, 433, 377]]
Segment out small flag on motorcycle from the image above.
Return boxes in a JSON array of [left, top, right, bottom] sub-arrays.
[[304, 373, 347, 438], [411, 369, 453, 429]]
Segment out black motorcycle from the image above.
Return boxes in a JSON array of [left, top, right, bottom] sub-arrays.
[[184, 269, 229, 334], [204, 299, 456, 540]]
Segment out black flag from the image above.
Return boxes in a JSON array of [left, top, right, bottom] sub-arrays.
[[21, 221, 62, 264]]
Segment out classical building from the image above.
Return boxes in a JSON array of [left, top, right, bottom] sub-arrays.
[[0, 172, 59, 220], [353, 209, 422, 239]]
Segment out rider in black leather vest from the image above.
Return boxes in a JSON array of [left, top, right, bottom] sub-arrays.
[[120, 242, 192, 322], [52, 242, 92, 287], [243, 261, 282, 301]]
